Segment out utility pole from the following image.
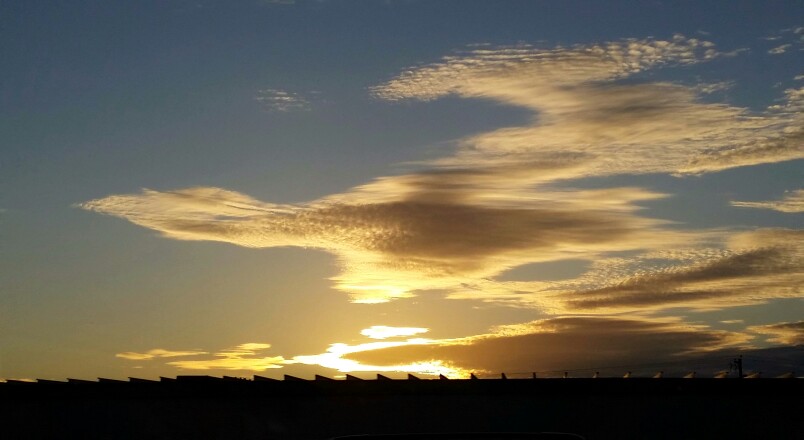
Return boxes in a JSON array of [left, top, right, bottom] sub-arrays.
[[731, 355, 743, 378]]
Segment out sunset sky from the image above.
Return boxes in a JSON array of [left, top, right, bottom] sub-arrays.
[[2, 0, 802, 381]]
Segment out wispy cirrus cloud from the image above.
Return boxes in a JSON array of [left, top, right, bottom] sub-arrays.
[[451, 229, 803, 313], [116, 348, 208, 360], [560, 246, 802, 313], [732, 189, 804, 213], [167, 342, 285, 371], [768, 44, 792, 55], [254, 88, 312, 112], [117, 343, 286, 371], [763, 26, 804, 56], [748, 321, 804, 345], [432, 228, 802, 317]]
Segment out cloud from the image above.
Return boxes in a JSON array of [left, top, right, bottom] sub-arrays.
[[231, 342, 272, 351], [167, 355, 286, 371], [337, 317, 750, 377], [290, 339, 468, 378], [373, 37, 802, 177], [361, 326, 429, 339], [768, 44, 792, 55], [80, 185, 690, 303], [555, 229, 804, 313], [764, 27, 804, 56], [254, 88, 311, 112], [167, 342, 286, 371], [694, 81, 735, 94], [732, 189, 804, 213], [143, 329, 794, 378], [372, 36, 719, 102], [117, 343, 286, 371], [768, 86, 804, 112], [441, 229, 802, 314], [115, 348, 208, 360], [83, 36, 803, 307], [748, 321, 804, 345]]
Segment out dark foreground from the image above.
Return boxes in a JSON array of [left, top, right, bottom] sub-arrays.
[[2, 376, 801, 439]]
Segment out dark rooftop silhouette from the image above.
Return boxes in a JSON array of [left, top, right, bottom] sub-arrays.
[[2, 375, 801, 439]]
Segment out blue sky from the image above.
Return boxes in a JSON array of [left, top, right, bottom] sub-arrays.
[[1, 0, 802, 380]]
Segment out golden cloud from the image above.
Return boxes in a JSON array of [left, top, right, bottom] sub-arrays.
[[166, 342, 286, 371], [374, 39, 802, 178], [372, 36, 719, 102], [748, 321, 804, 345], [117, 343, 286, 372], [115, 348, 208, 361], [732, 189, 804, 213], [82, 37, 802, 309], [167, 356, 286, 371], [81, 185, 689, 303]]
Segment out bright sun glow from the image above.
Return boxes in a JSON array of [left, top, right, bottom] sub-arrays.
[[360, 326, 430, 339], [290, 340, 471, 378]]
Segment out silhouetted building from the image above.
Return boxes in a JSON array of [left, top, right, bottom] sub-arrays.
[[2, 375, 801, 439]]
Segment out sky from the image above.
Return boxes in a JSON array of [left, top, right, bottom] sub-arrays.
[[1, 0, 802, 381]]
